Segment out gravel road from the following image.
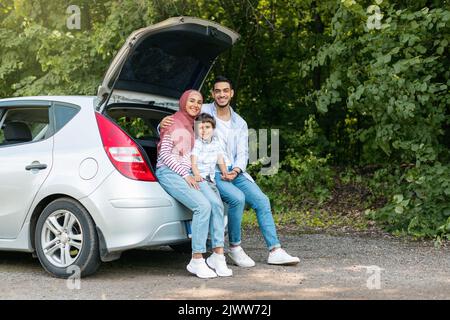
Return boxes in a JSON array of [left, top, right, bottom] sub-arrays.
[[1, 231, 449, 300]]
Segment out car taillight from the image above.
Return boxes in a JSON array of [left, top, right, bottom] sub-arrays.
[[95, 112, 157, 182]]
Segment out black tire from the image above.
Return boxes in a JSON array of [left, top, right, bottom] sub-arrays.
[[170, 241, 192, 254], [34, 198, 101, 278]]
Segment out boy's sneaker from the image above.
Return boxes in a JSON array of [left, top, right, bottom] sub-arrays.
[[206, 253, 233, 277], [187, 258, 217, 279], [267, 248, 300, 266], [227, 246, 256, 267]]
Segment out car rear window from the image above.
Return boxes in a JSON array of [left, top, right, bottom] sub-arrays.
[[54, 104, 79, 132]]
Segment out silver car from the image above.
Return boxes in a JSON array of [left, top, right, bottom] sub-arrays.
[[0, 17, 239, 278]]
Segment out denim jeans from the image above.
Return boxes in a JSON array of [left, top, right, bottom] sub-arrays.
[[214, 168, 281, 251], [156, 166, 224, 253]]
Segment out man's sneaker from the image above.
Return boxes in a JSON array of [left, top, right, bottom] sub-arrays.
[[227, 246, 256, 267], [206, 253, 233, 277], [187, 258, 217, 279], [267, 248, 300, 266]]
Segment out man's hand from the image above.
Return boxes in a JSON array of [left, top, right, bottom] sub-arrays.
[[161, 115, 175, 129], [221, 171, 238, 181], [184, 175, 200, 189]]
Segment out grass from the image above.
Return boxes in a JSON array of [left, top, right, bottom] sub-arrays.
[[241, 208, 376, 235]]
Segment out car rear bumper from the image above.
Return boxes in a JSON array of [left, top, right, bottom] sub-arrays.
[[79, 171, 192, 254]]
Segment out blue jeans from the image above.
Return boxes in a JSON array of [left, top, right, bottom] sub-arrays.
[[214, 169, 281, 251], [156, 166, 225, 253]]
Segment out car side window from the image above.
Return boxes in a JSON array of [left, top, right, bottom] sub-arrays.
[[0, 107, 50, 146], [54, 104, 79, 132]]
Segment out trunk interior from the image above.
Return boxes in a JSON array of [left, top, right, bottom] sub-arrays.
[[105, 103, 175, 169]]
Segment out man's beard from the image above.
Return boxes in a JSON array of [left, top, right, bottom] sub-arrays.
[[215, 99, 230, 108]]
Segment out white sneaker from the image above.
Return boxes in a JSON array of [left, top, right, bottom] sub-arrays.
[[227, 246, 256, 267], [186, 258, 217, 279], [267, 248, 300, 265], [206, 253, 233, 277]]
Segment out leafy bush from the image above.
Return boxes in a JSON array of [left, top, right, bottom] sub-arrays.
[[248, 115, 335, 212], [367, 163, 450, 239], [303, 3, 450, 165], [253, 159, 334, 214]]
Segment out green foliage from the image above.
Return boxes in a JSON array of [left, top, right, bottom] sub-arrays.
[[303, 2, 450, 165], [248, 116, 335, 212], [0, 0, 157, 97], [299, 1, 450, 239], [116, 116, 154, 139], [366, 163, 450, 239]]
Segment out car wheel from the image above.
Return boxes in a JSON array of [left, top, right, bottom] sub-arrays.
[[35, 198, 101, 278]]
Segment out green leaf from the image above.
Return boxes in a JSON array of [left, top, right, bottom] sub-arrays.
[[395, 206, 404, 214], [394, 194, 404, 203]]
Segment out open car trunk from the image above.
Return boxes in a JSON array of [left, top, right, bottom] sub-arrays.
[[97, 17, 239, 110]]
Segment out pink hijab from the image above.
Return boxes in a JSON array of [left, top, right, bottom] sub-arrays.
[[157, 90, 202, 156]]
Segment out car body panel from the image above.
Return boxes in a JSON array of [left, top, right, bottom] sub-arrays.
[[0, 137, 54, 238], [79, 170, 192, 253]]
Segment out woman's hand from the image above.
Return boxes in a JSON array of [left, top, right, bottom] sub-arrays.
[[161, 115, 175, 129], [184, 175, 200, 189], [194, 174, 204, 182]]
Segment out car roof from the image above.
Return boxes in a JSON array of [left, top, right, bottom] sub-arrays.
[[0, 96, 96, 107]]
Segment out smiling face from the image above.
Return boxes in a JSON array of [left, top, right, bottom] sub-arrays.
[[212, 81, 234, 108], [197, 122, 214, 140], [185, 92, 203, 117]]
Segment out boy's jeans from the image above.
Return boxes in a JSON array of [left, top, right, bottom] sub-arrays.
[[214, 168, 281, 251], [156, 166, 225, 253]]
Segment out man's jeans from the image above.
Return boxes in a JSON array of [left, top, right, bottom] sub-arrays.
[[156, 166, 225, 253], [214, 169, 281, 251]]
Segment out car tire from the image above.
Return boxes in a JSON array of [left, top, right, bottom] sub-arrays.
[[170, 241, 192, 254], [34, 198, 101, 278]]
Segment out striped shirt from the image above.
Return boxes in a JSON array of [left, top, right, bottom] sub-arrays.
[[156, 134, 191, 178], [191, 137, 223, 182]]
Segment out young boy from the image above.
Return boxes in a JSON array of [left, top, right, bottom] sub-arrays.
[[190, 113, 233, 276], [191, 113, 231, 184]]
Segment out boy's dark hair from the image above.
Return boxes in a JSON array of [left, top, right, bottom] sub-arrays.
[[213, 75, 233, 90], [195, 112, 216, 129]]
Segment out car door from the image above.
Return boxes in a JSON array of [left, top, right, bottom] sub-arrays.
[[0, 102, 54, 239]]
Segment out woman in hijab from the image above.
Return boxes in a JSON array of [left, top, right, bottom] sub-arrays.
[[155, 90, 232, 279]]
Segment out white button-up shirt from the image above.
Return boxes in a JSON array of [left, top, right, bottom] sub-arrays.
[[191, 136, 223, 182]]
